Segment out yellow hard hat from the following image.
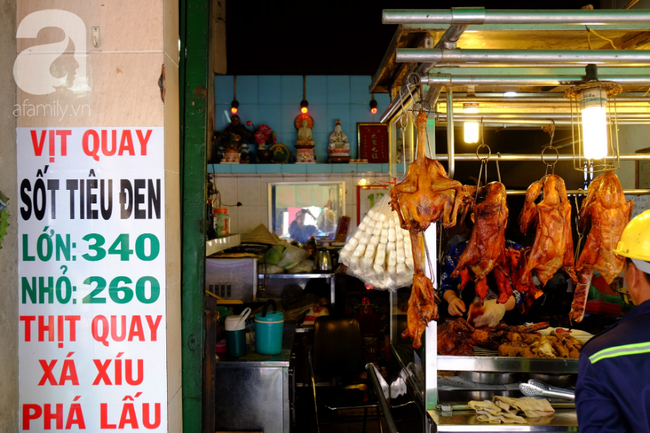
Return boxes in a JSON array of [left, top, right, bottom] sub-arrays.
[[614, 209, 650, 262]]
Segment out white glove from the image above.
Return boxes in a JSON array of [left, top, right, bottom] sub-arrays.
[[471, 299, 506, 328]]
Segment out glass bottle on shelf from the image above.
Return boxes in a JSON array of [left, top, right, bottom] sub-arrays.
[[214, 208, 230, 238]]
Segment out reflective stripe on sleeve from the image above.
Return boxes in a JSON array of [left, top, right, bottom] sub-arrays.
[[589, 342, 650, 364]]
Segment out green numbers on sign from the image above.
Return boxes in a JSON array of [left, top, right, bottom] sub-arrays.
[[108, 235, 134, 261], [82, 276, 107, 304], [109, 276, 134, 303], [136, 276, 160, 304], [82, 234, 107, 261], [82, 234, 160, 262], [135, 233, 160, 261], [82, 276, 160, 304]]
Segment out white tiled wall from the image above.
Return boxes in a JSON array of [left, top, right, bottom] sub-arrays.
[[211, 172, 392, 237]]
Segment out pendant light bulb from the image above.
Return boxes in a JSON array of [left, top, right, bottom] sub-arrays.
[[580, 87, 608, 160], [369, 94, 378, 114], [300, 76, 309, 114], [230, 100, 239, 115], [463, 102, 479, 144]]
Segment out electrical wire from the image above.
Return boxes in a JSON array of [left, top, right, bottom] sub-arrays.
[[586, 26, 618, 50]]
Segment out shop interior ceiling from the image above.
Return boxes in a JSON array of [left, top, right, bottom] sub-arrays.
[[367, 8, 650, 190], [371, 21, 650, 112]]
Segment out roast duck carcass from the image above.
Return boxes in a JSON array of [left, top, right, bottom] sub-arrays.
[[518, 174, 578, 287], [569, 171, 634, 323], [438, 317, 550, 356], [451, 182, 513, 304], [390, 109, 472, 349], [505, 247, 538, 314]]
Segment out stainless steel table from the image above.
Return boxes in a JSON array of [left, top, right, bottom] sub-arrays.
[[389, 341, 580, 433], [214, 322, 296, 433], [429, 409, 579, 432]]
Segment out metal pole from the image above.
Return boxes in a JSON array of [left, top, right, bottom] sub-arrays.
[[421, 74, 650, 86], [506, 188, 650, 195], [436, 118, 650, 126], [383, 8, 650, 25], [416, 24, 469, 75], [397, 48, 650, 65], [366, 364, 399, 433], [431, 153, 650, 161], [380, 90, 411, 123], [446, 86, 455, 178], [440, 113, 650, 119], [448, 96, 650, 103], [406, 110, 414, 162]]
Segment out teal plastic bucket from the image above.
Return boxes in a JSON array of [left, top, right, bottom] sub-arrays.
[[225, 307, 251, 358], [255, 300, 284, 355]]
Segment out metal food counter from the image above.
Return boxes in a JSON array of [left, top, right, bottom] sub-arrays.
[[384, 288, 580, 433], [214, 322, 296, 433]]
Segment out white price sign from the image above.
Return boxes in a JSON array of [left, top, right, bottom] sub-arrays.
[[17, 127, 167, 431]]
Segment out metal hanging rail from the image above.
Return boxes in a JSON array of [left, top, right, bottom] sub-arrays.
[[435, 115, 650, 126], [446, 87, 455, 178], [383, 8, 650, 25], [447, 95, 650, 103], [397, 49, 650, 65], [506, 189, 650, 195], [432, 153, 650, 161], [420, 74, 650, 86]]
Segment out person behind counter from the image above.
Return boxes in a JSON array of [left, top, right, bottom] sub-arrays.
[[575, 209, 650, 433], [440, 238, 527, 328], [288, 209, 319, 244]]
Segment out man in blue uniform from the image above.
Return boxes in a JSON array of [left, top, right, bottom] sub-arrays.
[[576, 209, 650, 433]]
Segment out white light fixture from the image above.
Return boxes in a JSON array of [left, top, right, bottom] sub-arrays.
[[566, 64, 621, 173], [463, 102, 479, 144], [580, 87, 608, 160], [504, 91, 518, 97]]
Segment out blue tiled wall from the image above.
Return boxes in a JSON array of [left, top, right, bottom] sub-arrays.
[[215, 75, 390, 163]]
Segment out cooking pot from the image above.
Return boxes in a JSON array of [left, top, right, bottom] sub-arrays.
[[255, 299, 284, 355]]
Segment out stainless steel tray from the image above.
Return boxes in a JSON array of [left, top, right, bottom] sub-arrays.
[[438, 356, 579, 374]]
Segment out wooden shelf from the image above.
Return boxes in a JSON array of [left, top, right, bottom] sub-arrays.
[[208, 163, 403, 175]]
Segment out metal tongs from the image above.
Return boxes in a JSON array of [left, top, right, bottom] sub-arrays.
[[519, 379, 575, 401]]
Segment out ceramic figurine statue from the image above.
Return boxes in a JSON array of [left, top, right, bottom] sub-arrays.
[[328, 119, 350, 163], [295, 114, 316, 163], [296, 118, 315, 147], [215, 114, 253, 164]]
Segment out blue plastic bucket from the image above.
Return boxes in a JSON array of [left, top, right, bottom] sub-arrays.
[[255, 300, 284, 355]]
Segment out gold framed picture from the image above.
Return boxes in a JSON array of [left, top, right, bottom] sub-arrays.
[[357, 123, 389, 163]]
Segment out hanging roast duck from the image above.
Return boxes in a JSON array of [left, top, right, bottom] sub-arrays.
[[569, 171, 634, 323], [390, 109, 472, 348], [451, 181, 513, 305], [518, 174, 578, 287]]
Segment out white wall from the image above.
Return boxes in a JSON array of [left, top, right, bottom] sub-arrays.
[[211, 172, 391, 236]]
